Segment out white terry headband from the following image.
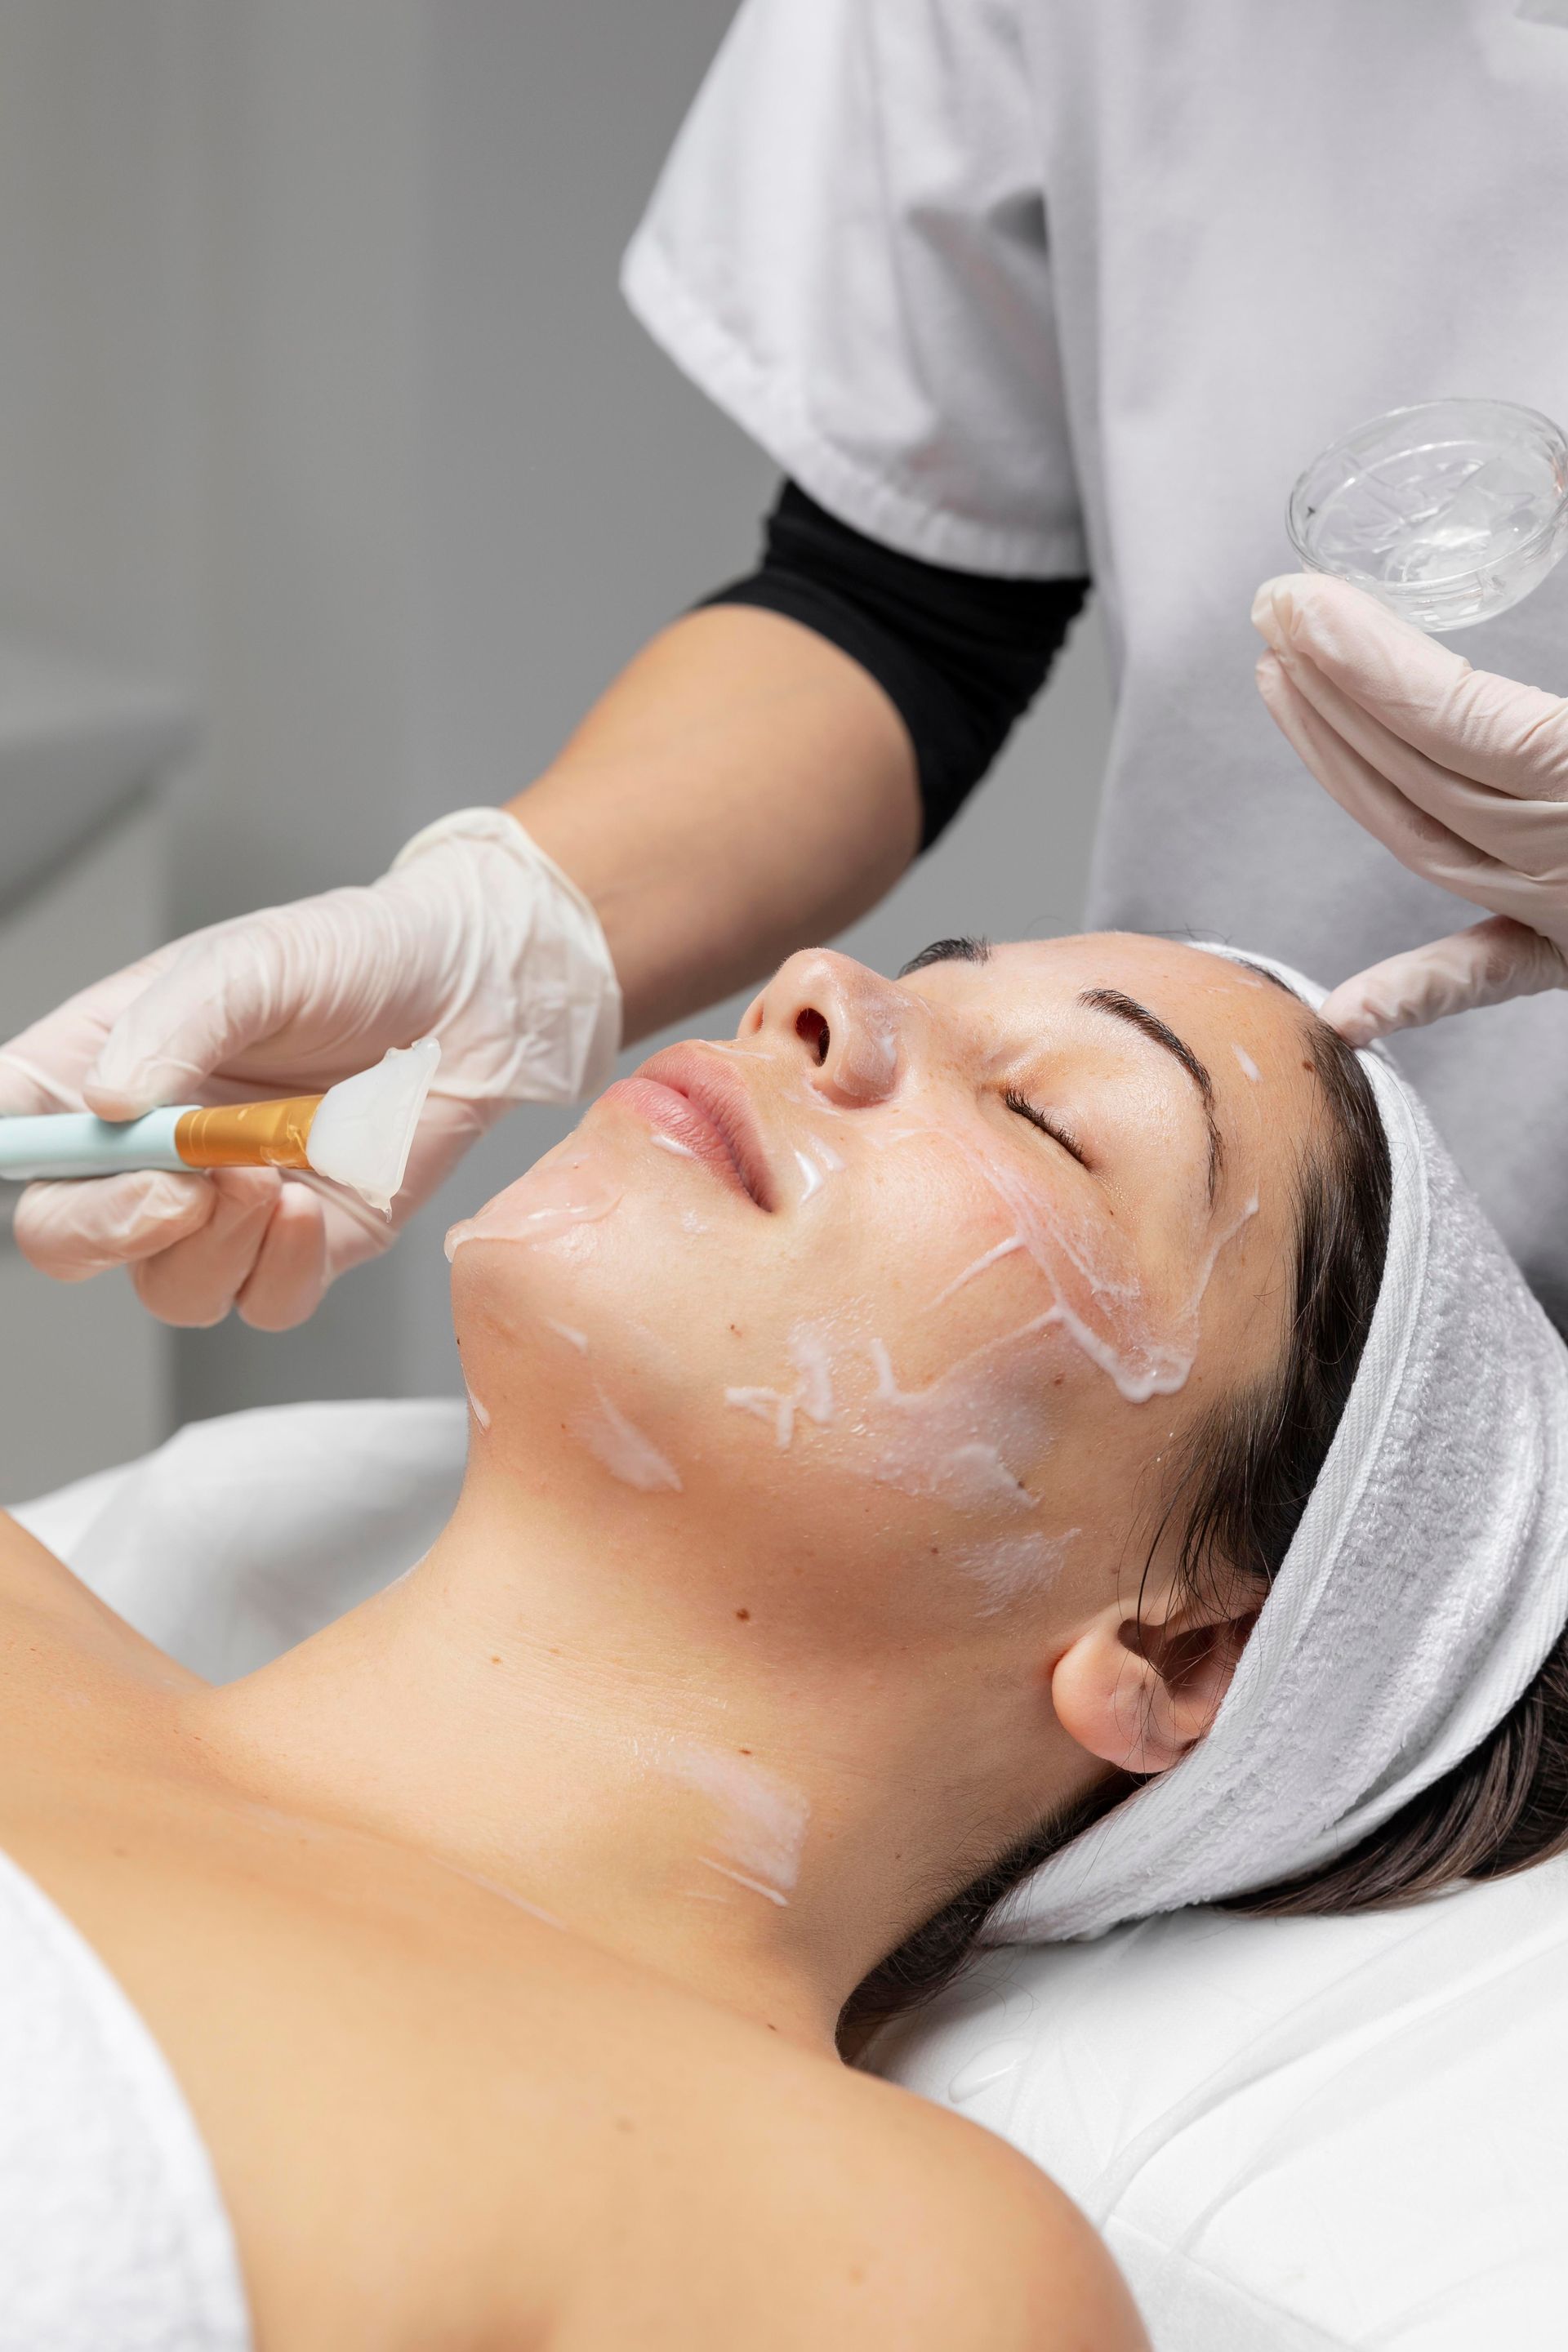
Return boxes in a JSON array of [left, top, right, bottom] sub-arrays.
[[993, 948, 1568, 1944]]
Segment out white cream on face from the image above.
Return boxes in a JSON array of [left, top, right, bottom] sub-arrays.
[[454, 949, 1272, 1624], [449, 1145, 687, 1490], [725, 1321, 837, 1449], [694, 954, 1279, 1635], [662, 1740, 809, 1907], [767, 953, 1260, 1405], [929, 1235, 1026, 1310], [1037, 1185, 1259, 1404], [729, 1310, 1054, 1530], [1232, 1043, 1262, 1083], [789, 1134, 846, 1203], [862, 1334, 1042, 1514], [948, 1529, 1078, 1616], [853, 1100, 1256, 1408], [793, 1149, 825, 1203], [445, 1147, 622, 1259], [575, 1388, 683, 1493]]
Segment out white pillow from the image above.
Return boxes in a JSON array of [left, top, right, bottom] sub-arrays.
[[15, 1403, 1568, 2349], [875, 1864, 1568, 2350], [11, 1399, 466, 1680]]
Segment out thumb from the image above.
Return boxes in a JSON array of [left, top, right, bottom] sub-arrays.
[[83, 924, 284, 1116], [1321, 917, 1568, 1045]]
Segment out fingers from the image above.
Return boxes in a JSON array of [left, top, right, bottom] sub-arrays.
[[1254, 653, 1568, 945], [0, 1049, 83, 1118], [1257, 653, 1508, 884], [0, 948, 180, 1115], [130, 1169, 285, 1327], [1321, 918, 1568, 1045], [13, 1160, 383, 1328], [1254, 574, 1568, 800], [13, 1170, 216, 1281], [1258, 636, 1568, 879], [82, 889, 415, 1118], [83, 927, 287, 1119], [235, 1183, 330, 1331]]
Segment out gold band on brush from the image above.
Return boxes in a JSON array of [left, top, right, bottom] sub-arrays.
[[173, 1096, 323, 1171]]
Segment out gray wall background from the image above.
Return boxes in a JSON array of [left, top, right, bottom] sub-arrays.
[[0, 0, 1111, 1471]]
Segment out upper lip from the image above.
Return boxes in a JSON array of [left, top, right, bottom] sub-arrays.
[[633, 1044, 777, 1210]]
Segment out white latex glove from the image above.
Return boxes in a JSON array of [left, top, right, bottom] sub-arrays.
[[0, 809, 620, 1328], [1252, 572, 1568, 1045]]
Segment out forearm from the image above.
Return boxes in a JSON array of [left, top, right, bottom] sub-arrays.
[[510, 605, 921, 1041]]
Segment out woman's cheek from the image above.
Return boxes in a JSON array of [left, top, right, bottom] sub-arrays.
[[876, 1111, 1258, 1406], [441, 1101, 1248, 1633]]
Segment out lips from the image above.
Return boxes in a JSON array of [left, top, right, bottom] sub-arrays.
[[604, 1044, 776, 1209]]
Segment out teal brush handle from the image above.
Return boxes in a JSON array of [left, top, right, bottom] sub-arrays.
[[0, 1108, 189, 1182]]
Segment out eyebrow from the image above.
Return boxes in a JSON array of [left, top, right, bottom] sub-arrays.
[[898, 935, 991, 978], [1079, 987, 1223, 1202]]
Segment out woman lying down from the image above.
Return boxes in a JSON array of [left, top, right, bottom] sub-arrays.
[[3, 932, 1567, 2351]]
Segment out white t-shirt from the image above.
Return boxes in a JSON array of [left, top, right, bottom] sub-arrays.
[[623, 0, 1568, 1321]]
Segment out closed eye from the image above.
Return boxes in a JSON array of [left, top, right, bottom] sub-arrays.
[[1004, 1089, 1089, 1168]]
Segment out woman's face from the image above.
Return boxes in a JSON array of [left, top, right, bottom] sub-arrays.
[[448, 934, 1322, 1646]]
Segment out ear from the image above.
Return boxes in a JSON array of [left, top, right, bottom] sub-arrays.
[[1050, 1591, 1259, 1775]]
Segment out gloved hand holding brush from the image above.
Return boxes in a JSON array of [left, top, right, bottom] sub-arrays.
[[0, 810, 620, 1330]]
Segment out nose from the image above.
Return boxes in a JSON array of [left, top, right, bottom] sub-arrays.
[[742, 950, 909, 1107]]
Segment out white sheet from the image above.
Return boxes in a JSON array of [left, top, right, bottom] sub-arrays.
[[878, 1863, 1568, 2350], [0, 1849, 250, 2352]]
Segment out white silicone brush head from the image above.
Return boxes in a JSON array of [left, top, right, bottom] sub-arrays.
[[305, 1037, 441, 1215]]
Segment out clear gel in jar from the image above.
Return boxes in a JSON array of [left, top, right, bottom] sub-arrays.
[[1288, 398, 1568, 632]]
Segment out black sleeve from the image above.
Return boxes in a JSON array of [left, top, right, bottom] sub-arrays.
[[700, 481, 1089, 849]]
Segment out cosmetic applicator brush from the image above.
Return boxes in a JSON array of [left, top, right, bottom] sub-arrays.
[[0, 1037, 440, 1218]]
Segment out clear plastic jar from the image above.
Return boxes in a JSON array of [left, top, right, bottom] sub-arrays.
[[1287, 398, 1568, 633]]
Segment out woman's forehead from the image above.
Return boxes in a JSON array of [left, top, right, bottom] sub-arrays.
[[906, 933, 1310, 1052]]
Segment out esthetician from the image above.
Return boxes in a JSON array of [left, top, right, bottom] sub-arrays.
[[5, 2, 1568, 1328]]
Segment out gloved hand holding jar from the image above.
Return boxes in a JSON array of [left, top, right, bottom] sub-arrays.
[[1253, 572, 1568, 1046]]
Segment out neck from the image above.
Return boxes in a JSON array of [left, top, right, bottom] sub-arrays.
[[191, 1468, 1037, 2054]]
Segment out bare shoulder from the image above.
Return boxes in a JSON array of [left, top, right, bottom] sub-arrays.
[[0, 1510, 197, 1723], [744, 2060, 1148, 2352], [853, 2078, 1147, 2352]]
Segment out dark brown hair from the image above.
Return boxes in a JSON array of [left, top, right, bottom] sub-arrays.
[[840, 996, 1568, 2056]]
